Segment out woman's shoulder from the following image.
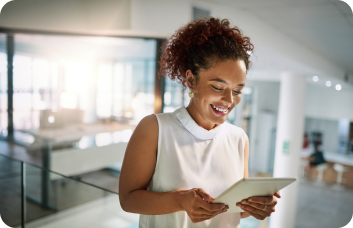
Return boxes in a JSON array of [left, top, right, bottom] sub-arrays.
[[138, 112, 178, 128], [135, 114, 159, 134], [223, 122, 246, 135], [222, 122, 248, 142], [153, 111, 180, 124]]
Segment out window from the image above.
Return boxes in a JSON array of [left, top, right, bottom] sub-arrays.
[[0, 34, 7, 136], [11, 34, 156, 130], [163, 78, 189, 113]]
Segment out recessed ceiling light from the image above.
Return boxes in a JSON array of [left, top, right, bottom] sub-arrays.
[[325, 81, 331, 87], [335, 84, 342, 91], [312, 76, 319, 82], [48, 115, 55, 123]]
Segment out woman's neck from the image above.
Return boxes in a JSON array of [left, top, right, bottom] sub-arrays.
[[186, 102, 217, 131]]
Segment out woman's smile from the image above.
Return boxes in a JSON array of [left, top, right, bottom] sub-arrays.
[[210, 104, 229, 116]]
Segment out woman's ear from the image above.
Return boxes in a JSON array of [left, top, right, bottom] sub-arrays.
[[185, 70, 195, 90]]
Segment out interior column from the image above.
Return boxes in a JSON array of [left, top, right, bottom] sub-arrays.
[[269, 72, 307, 228], [7, 34, 14, 141]]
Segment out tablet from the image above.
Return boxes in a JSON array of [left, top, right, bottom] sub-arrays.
[[212, 177, 297, 213]]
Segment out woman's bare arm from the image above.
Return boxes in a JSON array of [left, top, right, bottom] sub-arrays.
[[119, 115, 181, 214], [119, 115, 226, 220]]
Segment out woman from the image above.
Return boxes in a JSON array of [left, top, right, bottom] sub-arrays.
[[119, 17, 281, 227], [304, 143, 326, 177]]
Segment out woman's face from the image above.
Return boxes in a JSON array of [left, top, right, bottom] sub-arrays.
[[186, 59, 247, 130]]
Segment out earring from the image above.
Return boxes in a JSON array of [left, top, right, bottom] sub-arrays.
[[188, 91, 194, 98]]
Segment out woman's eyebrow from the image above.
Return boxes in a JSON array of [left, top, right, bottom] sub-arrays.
[[209, 78, 228, 84], [209, 78, 245, 87]]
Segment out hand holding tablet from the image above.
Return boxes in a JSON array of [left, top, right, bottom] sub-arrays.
[[235, 190, 281, 220], [212, 177, 296, 213]]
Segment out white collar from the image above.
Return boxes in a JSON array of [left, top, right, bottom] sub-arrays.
[[173, 106, 223, 140]]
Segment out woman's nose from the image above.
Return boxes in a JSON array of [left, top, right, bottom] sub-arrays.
[[223, 90, 234, 104]]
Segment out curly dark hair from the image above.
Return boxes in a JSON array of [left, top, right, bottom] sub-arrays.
[[158, 17, 254, 89]]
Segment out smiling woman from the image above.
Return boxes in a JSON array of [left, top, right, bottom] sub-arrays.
[[119, 17, 280, 228]]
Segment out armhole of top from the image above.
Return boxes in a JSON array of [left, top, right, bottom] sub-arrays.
[[242, 128, 247, 150], [241, 128, 247, 178], [152, 113, 162, 171]]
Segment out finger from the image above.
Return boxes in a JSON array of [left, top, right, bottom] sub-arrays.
[[237, 203, 275, 219], [237, 203, 268, 219], [192, 189, 225, 212], [248, 195, 275, 205], [241, 207, 267, 220], [195, 195, 227, 212], [200, 200, 228, 212], [197, 206, 228, 218], [274, 191, 281, 198], [193, 189, 230, 213], [237, 200, 276, 213], [194, 188, 215, 203], [238, 200, 268, 210], [195, 207, 223, 217]]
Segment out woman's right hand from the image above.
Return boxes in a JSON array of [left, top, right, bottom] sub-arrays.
[[178, 188, 229, 223]]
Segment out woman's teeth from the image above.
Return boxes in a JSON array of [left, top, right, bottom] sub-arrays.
[[211, 105, 228, 113]]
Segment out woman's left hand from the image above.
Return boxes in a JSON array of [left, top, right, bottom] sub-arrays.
[[236, 191, 281, 220]]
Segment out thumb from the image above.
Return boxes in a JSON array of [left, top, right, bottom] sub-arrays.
[[274, 191, 281, 198], [194, 188, 215, 203]]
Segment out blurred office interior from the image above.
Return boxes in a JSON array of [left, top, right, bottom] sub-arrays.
[[0, 0, 352, 228]]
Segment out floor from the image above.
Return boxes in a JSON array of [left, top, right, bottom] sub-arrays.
[[1, 140, 353, 228], [294, 178, 353, 228]]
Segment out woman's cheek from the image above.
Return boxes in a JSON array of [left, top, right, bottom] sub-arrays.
[[234, 96, 242, 106]]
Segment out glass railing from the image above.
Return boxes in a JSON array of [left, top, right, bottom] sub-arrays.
[[0, 154, 139, 228], [0, 150, 265, 228], [7, 125, 133, 193]]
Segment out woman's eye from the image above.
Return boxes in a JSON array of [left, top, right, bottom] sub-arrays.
[[212, 85, 242, 94], [211, 86, 223, 90], [233, 90, 242, 94]]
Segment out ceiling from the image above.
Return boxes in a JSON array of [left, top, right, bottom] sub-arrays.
[[215, 0, 353, 75]]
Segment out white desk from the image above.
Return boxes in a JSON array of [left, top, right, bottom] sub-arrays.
[[22, 122, 135, 142], [301, 149, 353, 167], [20, 122, 136, 208], [322, 153, 353, 167], [21, 122, 136, 175]]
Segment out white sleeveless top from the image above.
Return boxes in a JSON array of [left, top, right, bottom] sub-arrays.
[[139, 106, 246, 228]]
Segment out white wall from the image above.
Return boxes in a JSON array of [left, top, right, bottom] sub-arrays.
[[131, 0, 191, 36], [245, 80, 280, 174], [247, 81, 280, 114], [305, 84, 353, 121], [304, 117, 339, 154], [247, 81, 353, 122], [253, 112, 277, 174]]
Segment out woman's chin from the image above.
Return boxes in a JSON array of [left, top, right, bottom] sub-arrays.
[[211, 116, 227, 126]]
